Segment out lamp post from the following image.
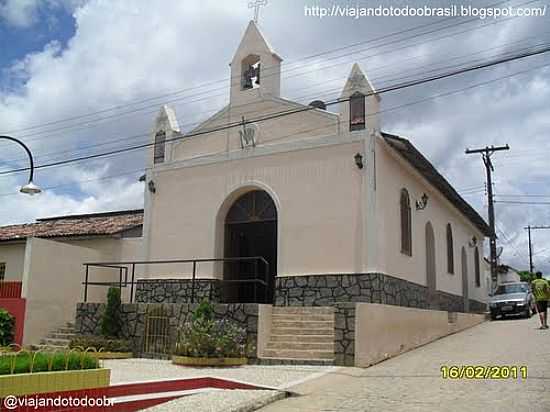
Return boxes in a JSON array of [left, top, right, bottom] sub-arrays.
[[0, 135, 41, 195]]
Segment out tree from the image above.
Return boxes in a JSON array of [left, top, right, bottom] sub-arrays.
[[518, 271, 536, 283], [0, 309, 14, 346], [101, 287, 122, 338]]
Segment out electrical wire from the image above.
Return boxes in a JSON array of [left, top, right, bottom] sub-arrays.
[[2, 47, 549, 180], [1, 0, 542, 142]]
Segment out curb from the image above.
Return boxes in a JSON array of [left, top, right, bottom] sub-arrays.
[[230, 390, 288, 412]]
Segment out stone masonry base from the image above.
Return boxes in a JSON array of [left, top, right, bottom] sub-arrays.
[[75, 302, 258, 359], [135, 279, 222, 304], [275, 273, 486, 314]]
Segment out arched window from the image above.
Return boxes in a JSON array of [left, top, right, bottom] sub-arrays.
[[400, 189, 412, 256], [425, 221, 436, 291], [154, 130, 166, 164], [446, 224, 454, 274], [474, 247, 481, 287], [349, 92, 365, 131]]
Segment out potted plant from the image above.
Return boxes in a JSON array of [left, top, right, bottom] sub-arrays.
[[172, 301, 250, 367]]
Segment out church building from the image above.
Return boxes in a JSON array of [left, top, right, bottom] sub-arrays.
[[0, 20, 491, 358], [138, 20, 490, 314]]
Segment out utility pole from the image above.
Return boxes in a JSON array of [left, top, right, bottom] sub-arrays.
[[526, 225, 533, 273], [524, 225, 550, 273], [465, 144, 510, 283]]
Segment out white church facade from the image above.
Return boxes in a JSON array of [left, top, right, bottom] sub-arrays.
[[0, 20, 490, 356], [137, 21, 490, 313]]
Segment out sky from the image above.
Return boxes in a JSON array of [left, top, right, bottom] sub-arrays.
[[0, 0, 549, 273]]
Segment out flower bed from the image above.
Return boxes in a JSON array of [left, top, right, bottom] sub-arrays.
[[0, 350, 109, 397], [69, 335, 133, 359], [172, 300, 252, 367], [90, 351, 133, 360], [172, 355, 247, 367]]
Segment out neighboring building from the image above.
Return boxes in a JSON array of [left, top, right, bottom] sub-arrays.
[[136, 21, 490, 313], [0, 210, 143, 345]]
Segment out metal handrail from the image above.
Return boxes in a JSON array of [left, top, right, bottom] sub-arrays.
[[82, 257, 270, 304]]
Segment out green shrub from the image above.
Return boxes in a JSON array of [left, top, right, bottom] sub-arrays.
[[174, 303, 251, 358], [0, 351, 99, 375], [101, 287, 122, 338], [0, 309, 15, 347], [69, 335, 132, 353], [192, 299, 214, 322]]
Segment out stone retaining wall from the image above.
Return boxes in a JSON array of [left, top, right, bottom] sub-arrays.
[[275, 273, 486, 313], [334, 303, 356, 366], [75, 302, 258, 359], [468, 299, 488, 313], [134, 279, 222, 304]]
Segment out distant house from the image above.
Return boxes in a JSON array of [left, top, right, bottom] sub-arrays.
[[496, 264, 522, 284], [0, 210, 143, 345]]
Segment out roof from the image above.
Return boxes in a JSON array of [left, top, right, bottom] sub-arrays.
[[382, 132, 491, 236], [0, 209, 143, 242]]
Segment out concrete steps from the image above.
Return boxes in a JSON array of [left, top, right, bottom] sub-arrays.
[[266, 341, 333, 351], [262, 348, 334, 359], [269, 334, 334, 343], [35, 322, 76, 350], [272, 307, 334, 315], [272, 314, 334, 322], [260, 307, 335, 364], [273, 317, 334, 330], [271, 326, 334, 335]]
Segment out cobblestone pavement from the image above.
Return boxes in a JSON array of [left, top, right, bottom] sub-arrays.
[[259, 317, 550, 412], [103, 359, 334, 411], [106, 358, 333, 388]]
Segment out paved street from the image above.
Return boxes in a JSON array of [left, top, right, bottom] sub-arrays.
[[259, 316, 550, 412]]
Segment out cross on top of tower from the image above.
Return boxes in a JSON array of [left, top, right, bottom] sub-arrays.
[[249, 0, 268, 24]]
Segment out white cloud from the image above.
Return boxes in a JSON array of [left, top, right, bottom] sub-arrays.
[[0, 0, 548, 272], [0, 165, 144, 224], [0, 0, 86, 28], [0, 0, 40, 27]]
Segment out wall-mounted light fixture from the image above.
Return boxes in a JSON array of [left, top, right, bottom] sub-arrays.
[[148, 180, 156, 194], [415, 193, 429, 210], [468, 236, 478, 248], [354, 153, 364, 169]]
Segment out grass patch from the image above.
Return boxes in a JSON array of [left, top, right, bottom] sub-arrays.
[[0, 351, 99, 375]]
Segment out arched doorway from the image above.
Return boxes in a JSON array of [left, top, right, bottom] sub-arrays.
[[224, 190, 277, 303], [461, 247, 469, 312], [425, 222, 437, 307]]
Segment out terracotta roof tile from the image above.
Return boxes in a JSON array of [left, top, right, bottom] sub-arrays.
[[0, 209, 143, 242]]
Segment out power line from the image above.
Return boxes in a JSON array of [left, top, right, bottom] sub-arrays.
[[495, 201, 550, 205], [495, 194, 550, 198], [1, 0, 541, 142], [4, 36, 547, 168], [0, 168, 145, 198], [2, 46, 549, 179], [0, 12, 475, 136]]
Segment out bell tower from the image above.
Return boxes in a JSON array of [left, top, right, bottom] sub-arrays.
[[340, 63, 380, 133], [230, 21, 282, 106]]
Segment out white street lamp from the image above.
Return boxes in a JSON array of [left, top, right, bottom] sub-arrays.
[[0, 135, 42, 195]]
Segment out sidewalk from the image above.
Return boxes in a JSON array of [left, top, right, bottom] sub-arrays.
[[259, 317, 550, 411]]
